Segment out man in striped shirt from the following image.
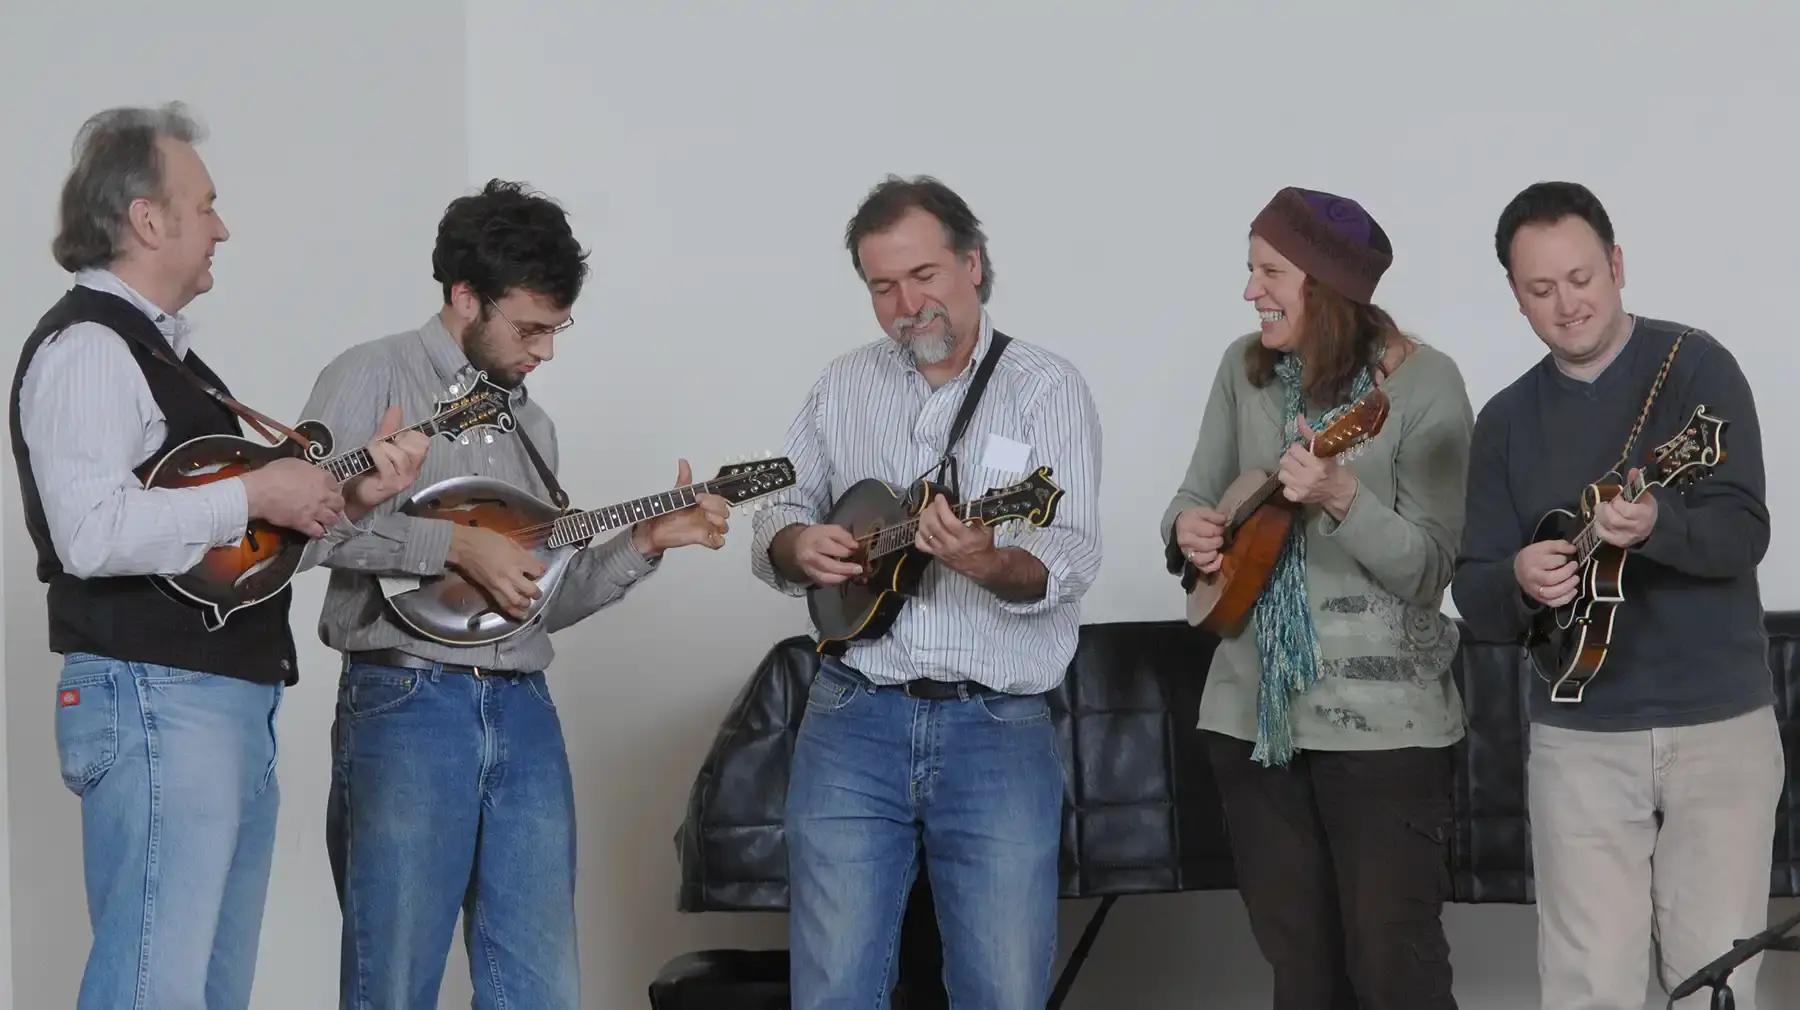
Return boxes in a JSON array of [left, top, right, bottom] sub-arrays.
[[751, 176, 1104, 1010], [296, 180, 732, 1010]]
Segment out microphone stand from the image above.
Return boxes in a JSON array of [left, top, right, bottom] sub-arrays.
[[1665, 905, 1800, 1009]]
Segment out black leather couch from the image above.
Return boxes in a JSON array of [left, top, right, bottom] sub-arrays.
[[656, 612, 1800, 1007]]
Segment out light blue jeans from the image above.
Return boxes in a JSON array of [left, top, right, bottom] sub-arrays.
[[785, 657, 1065, 1010], [53, 651, 283, 1010], [325, 659, 580, 1010]]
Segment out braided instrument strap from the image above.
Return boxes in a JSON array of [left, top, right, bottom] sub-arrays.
[[1607, 325, 1691, 479]]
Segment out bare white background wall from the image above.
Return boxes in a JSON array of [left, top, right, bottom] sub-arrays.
[[2, 3, 1799, 1009]]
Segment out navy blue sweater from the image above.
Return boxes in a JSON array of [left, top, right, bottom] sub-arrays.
[[1451, 316, 1772, 731]]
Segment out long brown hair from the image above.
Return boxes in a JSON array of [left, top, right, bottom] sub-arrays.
[[1245, 276, 1402, 408]]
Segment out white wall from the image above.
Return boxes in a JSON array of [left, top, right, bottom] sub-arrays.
[[3, 4, 1799, 1009], [0, 4, 468, 1008]]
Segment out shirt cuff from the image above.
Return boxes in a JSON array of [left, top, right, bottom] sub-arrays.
[[598, 529, 660, 586], [1318, 479, 1367, 538], [750, 507, 817, 597], [199, 477, 251, 547], [995, 539, 1065, 616], [399, 517, 456, 577]]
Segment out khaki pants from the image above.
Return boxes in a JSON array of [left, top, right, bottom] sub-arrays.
[[1528, 704, 1786, 1009]]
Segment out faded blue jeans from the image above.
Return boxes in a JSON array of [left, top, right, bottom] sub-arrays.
[[52, 651, 283, 1010], [786, 657, 1065, 1010], [325, 658, 579, 1010]]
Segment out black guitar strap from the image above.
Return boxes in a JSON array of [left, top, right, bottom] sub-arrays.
[[512, 418, 570, 510], [931, 330, 1012, 503]]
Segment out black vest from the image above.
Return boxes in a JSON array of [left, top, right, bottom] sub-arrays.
[[8, 286, 297, 685]]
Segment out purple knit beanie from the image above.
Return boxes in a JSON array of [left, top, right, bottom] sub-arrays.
[[1250, 187, 1393, 303]]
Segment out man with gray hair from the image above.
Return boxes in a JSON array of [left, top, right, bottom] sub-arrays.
[[7, 102, 427, 1010]]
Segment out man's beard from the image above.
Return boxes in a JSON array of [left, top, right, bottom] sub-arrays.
[[465, 318, 524, 387], [890, 305, 954, 364]]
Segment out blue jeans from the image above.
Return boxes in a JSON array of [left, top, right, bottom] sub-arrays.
[[52, 652, 283, 1010], [325, 660, 579, 1010], [786, 658, 1065, 1010]]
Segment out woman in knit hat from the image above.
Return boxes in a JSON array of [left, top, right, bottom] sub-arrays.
[[1159, 187, 1475, 1009]]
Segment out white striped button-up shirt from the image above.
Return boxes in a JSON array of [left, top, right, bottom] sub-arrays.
[[750, 312, 1103, 695], [17, 269, 249, 580]]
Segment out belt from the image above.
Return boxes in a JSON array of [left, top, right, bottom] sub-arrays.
[[346, 648, 526, 680], [875, 678, 1003, 700]]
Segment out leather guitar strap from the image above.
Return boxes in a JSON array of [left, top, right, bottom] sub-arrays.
[[932, 330, 1012, 503], [511, 421, 571, 510], [131, 334, 310, 450]]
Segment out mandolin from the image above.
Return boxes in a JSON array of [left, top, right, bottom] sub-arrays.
[[1181, 387, 1390, 635], [1526, 404, 1726, 703], [807, 466, 1062, 655], [142, 371, 515, 631], [377, 455, 796, 645]]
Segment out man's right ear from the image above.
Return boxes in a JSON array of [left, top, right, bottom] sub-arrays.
[[447, 282, 481, 323]]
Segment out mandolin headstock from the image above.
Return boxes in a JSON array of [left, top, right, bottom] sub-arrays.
[[973, 466, 1063, 529], [707, 455, 797, 507], [430, 371, 517, 444], [1645, 404, 1727, 491], [1310, 388, 1391, 460]]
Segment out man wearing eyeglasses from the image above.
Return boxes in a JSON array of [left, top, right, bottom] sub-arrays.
[[295, 179, 731, 1009]]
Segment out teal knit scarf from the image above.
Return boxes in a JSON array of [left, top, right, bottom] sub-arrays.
[[1251, 353, 1376, 767]]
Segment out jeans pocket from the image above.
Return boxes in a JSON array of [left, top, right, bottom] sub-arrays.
[[974, 691, 1050, 725], [344, 665, 422, 719], [55, 662, 121, 797], [522, 672, 557, 712], [805, 667, 860, 714]]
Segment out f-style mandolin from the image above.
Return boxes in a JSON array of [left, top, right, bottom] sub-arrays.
[[1525, 404, 1726, 703], [1181, 387, 1389, 635], [142, 371, 516, 631], [377, 455, 796, 645], [807, 466, 1063, 655]]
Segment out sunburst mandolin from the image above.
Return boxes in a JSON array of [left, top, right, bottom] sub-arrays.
[[142, 371, 516, 631]]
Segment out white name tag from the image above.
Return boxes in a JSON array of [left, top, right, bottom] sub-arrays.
[[980, 432, 1032, 474]]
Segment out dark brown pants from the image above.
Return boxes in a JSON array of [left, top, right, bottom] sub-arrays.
[[1203, 731, 1458, 1010]]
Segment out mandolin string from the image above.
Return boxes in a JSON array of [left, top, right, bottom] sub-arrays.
[[321, 417, 444, 479], [499, 470, 764, 542], [855, 492, 1006, 558]]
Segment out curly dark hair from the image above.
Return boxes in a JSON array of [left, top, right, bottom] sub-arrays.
[[431, 179, 589, 309], [845, 175, 994, 303], [1494, 181, 1615, 277]]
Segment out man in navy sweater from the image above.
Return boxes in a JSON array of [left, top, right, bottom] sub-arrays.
[[1452, 181, 1782, 1009]]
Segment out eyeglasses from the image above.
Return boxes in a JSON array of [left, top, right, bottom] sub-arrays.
[[485, 297, 574, 341]]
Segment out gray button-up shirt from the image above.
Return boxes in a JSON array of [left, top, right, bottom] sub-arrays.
[[297, 314, 657, 671], [749, 312, 1103, 695]]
